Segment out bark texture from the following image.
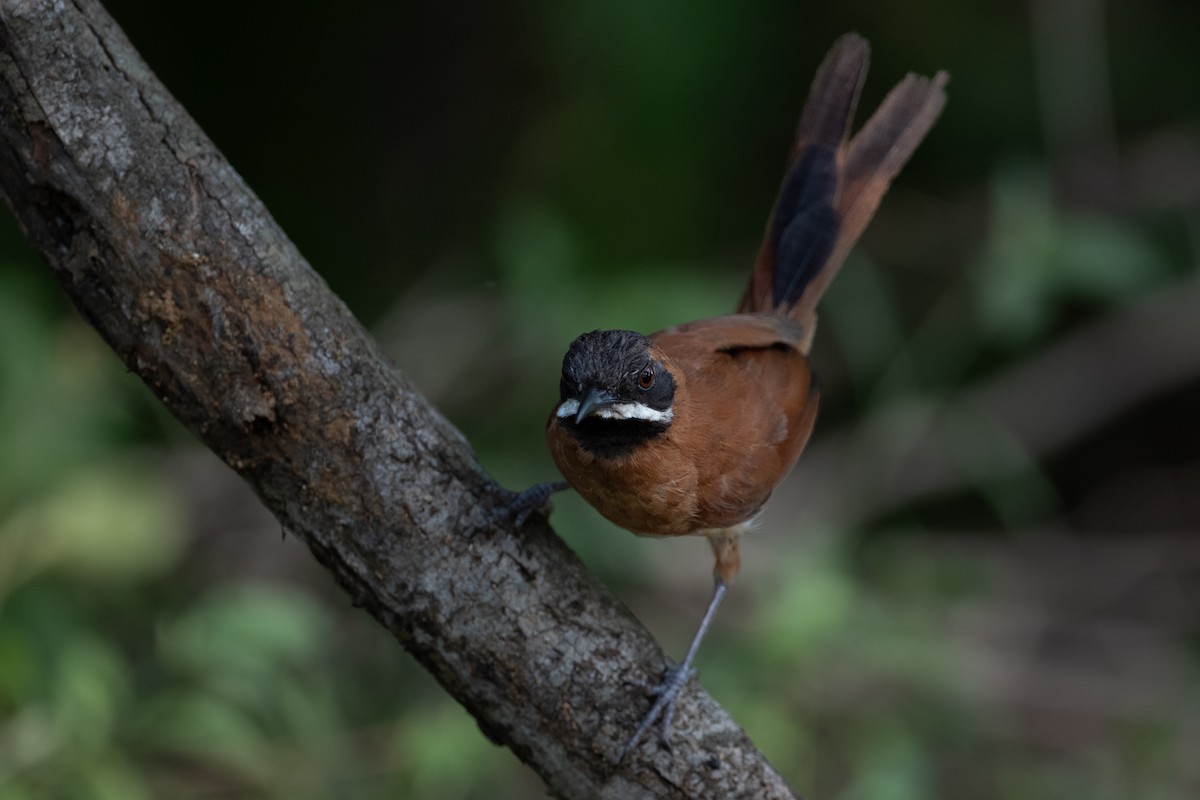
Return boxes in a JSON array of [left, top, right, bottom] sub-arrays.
[[0, 1, 798, 797]]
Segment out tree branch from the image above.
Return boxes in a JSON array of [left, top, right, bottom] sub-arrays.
[[0, 1, 797, 797]]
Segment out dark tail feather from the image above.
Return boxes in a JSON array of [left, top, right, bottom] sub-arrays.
[[738, 33, 948, 349], [738, 33, 868, 318], [793, 70, 948, 328], [793, 33, 869, 154]]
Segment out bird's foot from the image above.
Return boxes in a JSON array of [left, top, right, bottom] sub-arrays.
[[490, 481, 569, 528], [618, 663, 698, 761]]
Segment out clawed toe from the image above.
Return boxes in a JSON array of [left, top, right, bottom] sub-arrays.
[[619, 664, 698, 760], [489, 481, 569, 528], [617, 579, 728, 763]]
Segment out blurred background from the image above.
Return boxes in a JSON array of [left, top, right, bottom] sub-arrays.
[[2, 0, 1198, 797]]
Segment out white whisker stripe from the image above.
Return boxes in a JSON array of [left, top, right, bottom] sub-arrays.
[[555, 398, 674, 423], [555, 398, 580, 418], [593, 403, 673, 423]]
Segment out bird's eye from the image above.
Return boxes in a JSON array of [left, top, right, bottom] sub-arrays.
[[637, 366, 655, 390]]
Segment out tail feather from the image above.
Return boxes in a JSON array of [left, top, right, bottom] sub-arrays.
[[738, 33, 948, 350], [796, 71, 949, 325], [739, 33, 868, 317], [793, 33, 869, 153]]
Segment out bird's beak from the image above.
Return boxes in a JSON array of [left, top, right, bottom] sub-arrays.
[[575, 387, 616, 424]]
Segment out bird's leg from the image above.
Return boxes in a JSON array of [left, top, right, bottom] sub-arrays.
[[619, 576, 729, 760], [490, 480, 570, 528]]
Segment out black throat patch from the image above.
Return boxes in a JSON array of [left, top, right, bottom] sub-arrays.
[[565, 417, 669, 459]]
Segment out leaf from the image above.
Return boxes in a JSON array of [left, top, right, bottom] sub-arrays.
[[47, 637, 130, 753], [2, 463, 185, 582], [139, 689, 270, 783], [756, 548, 854, 661], [971, 163, 1167, 346], [157, 584, 330, 697]]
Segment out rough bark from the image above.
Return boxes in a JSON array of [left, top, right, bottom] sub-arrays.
[[0, 1, 798, 797]]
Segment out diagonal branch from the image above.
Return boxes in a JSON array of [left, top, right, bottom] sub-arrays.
[[0, 1, 797, 797]]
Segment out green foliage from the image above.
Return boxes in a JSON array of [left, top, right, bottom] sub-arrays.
[[2, 468, 185, 582], [974, 165, 1169, 346]]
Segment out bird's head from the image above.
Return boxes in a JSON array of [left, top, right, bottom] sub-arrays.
[[555, 330, 677, 450]]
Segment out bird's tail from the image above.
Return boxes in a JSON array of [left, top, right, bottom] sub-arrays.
[[737, 33, 948, 350]]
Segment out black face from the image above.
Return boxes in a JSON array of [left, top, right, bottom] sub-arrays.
[[557, 329, 676, 458]]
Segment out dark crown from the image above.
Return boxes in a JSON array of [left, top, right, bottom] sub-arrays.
[[560, 330, 675, 412]]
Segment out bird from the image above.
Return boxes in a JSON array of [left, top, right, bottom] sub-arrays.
[[503, 33, 947, 758]]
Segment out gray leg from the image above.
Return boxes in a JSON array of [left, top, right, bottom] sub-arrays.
[[619, 577, 729, 761]]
